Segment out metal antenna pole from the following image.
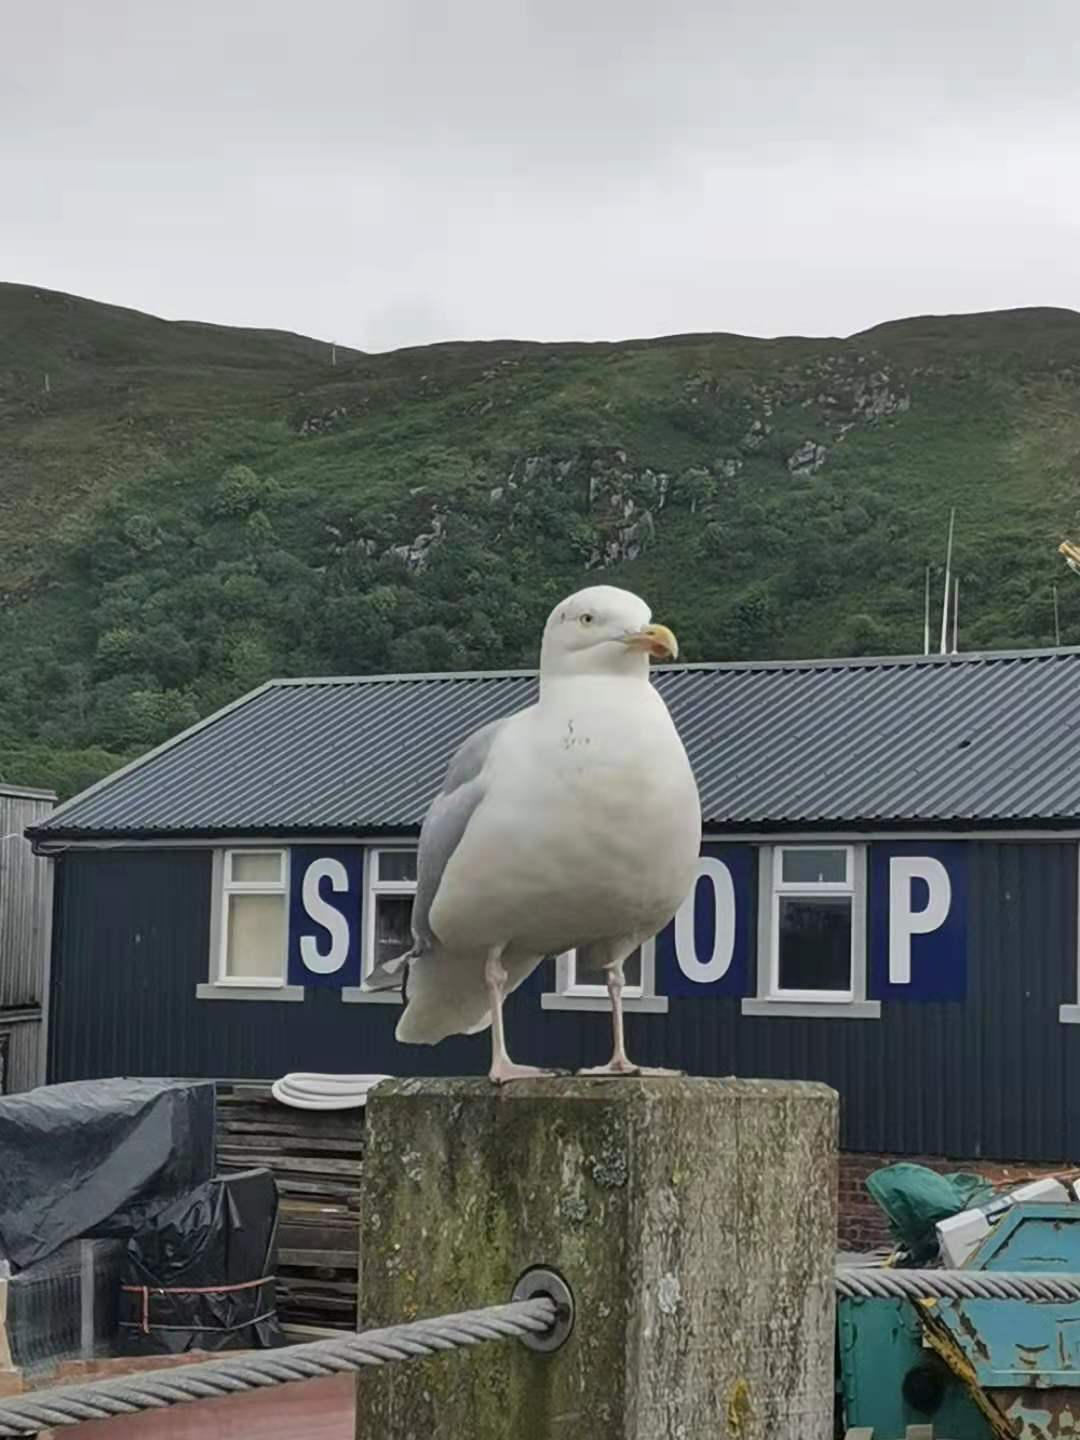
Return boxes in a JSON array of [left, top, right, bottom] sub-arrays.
[[940, 508, 956, 655]]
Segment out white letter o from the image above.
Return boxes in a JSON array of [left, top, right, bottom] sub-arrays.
[[674, 857, 735, 984]]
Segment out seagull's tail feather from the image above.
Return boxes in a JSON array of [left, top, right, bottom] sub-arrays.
[[364, 950, 412, 992], [395, 946, 542, 1045]]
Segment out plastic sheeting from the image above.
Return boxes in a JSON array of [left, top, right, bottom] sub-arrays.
[[0, 1078, 215, 1271], [118, 1168, 285, 1354]]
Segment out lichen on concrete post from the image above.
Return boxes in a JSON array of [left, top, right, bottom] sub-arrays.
[[357, 1076, 837, 1440]]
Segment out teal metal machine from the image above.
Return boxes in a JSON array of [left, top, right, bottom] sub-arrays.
[[838, 1205, 1080, 1440]]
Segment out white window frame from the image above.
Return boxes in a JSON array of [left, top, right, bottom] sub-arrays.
[[342, 846, 415, 1005], [542, 940, 669, 1014], [742, 843, 880, 1019], [197, 848, 304, 1002], [771, 844, 855, 1002]]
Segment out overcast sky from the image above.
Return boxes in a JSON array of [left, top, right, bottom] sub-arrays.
[[3, 0, 1079, 351]]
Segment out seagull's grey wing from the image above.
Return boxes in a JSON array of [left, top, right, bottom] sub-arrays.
[[363, 716, 508, 989], [412, 716, 508, 946]]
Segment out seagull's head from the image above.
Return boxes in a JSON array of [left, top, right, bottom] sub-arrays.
[[539, 585, 679, 680]]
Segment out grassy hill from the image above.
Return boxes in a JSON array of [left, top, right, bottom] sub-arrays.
[[3, 281, 1080, 797]]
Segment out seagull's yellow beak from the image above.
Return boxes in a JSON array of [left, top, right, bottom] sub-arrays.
[[624, 623, 679, 661]]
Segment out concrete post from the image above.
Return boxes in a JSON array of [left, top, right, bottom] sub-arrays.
[[357, 1076, 837, 1440]]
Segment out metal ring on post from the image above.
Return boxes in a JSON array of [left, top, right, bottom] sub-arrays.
[[511, 1267, 575, 1352]]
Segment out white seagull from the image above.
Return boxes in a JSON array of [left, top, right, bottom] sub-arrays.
[[366, 585, 701, 1082]]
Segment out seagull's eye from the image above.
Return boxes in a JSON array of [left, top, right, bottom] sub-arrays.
[[579, 613, 594, 627]]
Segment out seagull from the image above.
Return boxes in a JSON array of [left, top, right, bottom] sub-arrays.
[[365, 585, 701, 1082]]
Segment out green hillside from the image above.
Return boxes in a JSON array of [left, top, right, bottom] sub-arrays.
[[3, 282, 1080, 797]]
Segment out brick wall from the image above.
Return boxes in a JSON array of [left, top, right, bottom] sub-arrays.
[[839, 1151, 1073, 1252]]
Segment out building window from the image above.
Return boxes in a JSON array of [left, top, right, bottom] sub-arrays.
[[542, 940, 668, 1014], [221, 850, 288, 982], [361, 846, 417, 982], [197, 849, 303, 1002], [773, 846, 854, 996], [563, 945, 644, 996], [742, 844, 879, 1019]]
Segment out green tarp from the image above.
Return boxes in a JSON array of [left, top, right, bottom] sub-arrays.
[[865, 1162, 994, 1261]]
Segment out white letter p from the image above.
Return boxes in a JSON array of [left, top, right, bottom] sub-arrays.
[[889, 857, 951, 986]]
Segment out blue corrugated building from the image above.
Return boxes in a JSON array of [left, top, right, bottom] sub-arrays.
[[24, 646, 1080, 1229]]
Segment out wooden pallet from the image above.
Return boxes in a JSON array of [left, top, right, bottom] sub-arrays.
[[215, 1086, 365, 1331]]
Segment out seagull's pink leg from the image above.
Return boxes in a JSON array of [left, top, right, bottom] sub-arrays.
[[485, 950, 553, 1083], [580, 962, 681, 1078]]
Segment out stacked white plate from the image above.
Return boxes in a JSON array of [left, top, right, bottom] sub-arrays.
[[269, 1073, 392, 1110]]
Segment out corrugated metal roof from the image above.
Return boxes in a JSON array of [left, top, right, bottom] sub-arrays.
[[0, 784, 57, 801], [28, 647, 1080, 839]]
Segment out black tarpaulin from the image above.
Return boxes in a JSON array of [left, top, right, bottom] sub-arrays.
[[0, 1078, 215, 1271], [118, 1168, 285, 1354]]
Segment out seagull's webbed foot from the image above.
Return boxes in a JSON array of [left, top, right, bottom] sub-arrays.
[[580, 1054, 638, 1076], [488, 1059, 559, 1085], [578, 1059, 683, 1078]]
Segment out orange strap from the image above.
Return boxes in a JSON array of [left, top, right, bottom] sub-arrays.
[[122, 1277, 276, 1334]]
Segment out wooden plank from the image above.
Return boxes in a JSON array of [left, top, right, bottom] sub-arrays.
[[279, 1199, 353, 1215], [278, 1249, 358, 1269], [217, 1163, 360, 1186], [217, 1132, 363, 1155], [217, 1095, 363, 1124], [223, 1173, 360, 1200], [278, 1274, 359, 1296], [262, 1164, 361, 1184], [281, 1323, 343, 1342], [272, 1178, 360, 1203], [278, 1302, 355, 1319], [277, 1299, 356, 1316], [278, 1201, 355, 1218], [276, 1295, 355, 1317], [218, 1119, 364, 1143], [278, 1228, 358, 1254], [221, 1171, 357, 1195], [217, 1102, 363, 1120], [216, 1150, 363, 1176]]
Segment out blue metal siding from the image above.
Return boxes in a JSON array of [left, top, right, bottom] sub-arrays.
[[47, 842, 1080, 1162], [48, 850, 504, 1085]]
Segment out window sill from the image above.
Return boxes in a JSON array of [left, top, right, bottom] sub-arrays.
[[541, 993, 670, 1015], [341, 987, 403, 1006], [196, 982, 305, 1003], [741, 997, 881, 1020], [1059, 1004, 1080, 1025]]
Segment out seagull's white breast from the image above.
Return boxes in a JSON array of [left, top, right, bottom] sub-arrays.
[[428, 676, 701, 956]]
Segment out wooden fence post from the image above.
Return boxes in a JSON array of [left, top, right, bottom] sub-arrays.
[[357, 1075, 837, 1440]]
